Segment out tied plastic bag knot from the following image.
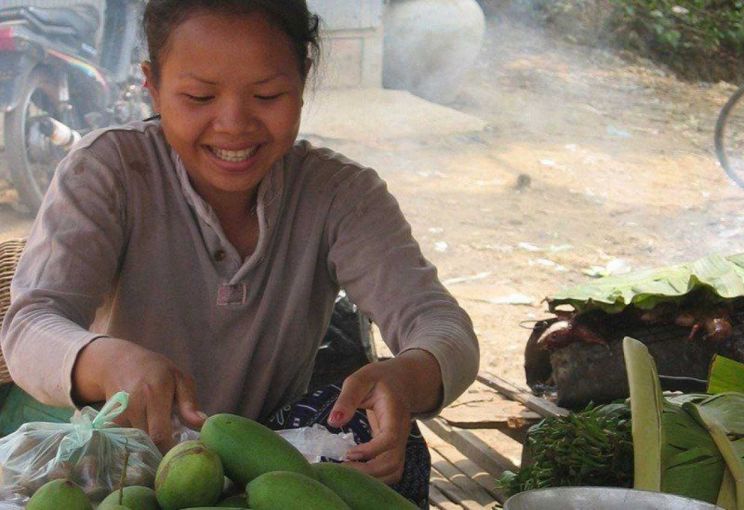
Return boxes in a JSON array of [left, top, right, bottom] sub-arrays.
[[88, 391, 128, 429], [61, 391, 130, 460], [0, 391, 162, 504]]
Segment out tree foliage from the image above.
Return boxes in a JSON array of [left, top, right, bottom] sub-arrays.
[[493, 0, 744, 82], [609, 0, 744, 81]]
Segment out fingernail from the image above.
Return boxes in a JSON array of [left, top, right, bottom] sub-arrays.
[[196, 411, 208, 420], [330, 411, 344, 425]]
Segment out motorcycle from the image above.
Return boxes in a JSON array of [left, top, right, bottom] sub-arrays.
[[0, 0, 150, 214]]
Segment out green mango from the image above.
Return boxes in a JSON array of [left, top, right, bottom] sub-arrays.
[[99, 485, 159, 510], [247, 471, 350, 510], [312, 462, 418, 509], [155, 440, 224, 510], [200, 414, 314, 485], [27, 479, 92, 510]]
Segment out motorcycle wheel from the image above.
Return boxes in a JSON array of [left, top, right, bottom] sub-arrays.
[[715, 84, 744, 188], [4, 67, 65, 215]]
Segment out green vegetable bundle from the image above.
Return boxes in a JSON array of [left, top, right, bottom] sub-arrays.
[[496, 402, 633, 496]]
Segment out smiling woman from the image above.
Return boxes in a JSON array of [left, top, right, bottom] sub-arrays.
[[142, 11, 307, 255], [0, 0, 480, 507]]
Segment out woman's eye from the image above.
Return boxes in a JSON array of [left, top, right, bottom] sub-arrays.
[[255, 93, 285, 101], [184, 94, 213, 103]]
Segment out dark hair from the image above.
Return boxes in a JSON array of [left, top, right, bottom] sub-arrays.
[[143, 0, 321, 84]]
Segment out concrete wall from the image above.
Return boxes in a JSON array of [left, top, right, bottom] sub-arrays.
[[308, 0, 384, 88]]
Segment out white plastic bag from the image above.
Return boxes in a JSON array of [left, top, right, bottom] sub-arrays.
[[0, 392, 161, 502], [276, 424, 356, 462], [171, 414, 200, 444]]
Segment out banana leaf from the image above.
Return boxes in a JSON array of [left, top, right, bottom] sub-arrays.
[[623, 337, 727, 504], [551, 254, 744, 314], [709, 356, 744, 394], [676, 391, 744, 509], [720, 469, 738, 510], [623, 336, 664, 491], [685, 403, 744, 510], [688, 394, 744, 434]]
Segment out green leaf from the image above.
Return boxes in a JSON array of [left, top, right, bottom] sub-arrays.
[[661, 406, 725, 504], [663, 29, 682, 48], [663, 453, 724, 503], [662, 405, 718, 451], [718, 469, 737, 510], [624, 337, 727, 503], [686, 405, 744, 510], [624, 337, 663, 491], [550, 253, 744, 314], [709, 356, 744, 394]]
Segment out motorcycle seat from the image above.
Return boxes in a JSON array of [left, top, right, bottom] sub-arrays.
[[26, 5, 100, 40]]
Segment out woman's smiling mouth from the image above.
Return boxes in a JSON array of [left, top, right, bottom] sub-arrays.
[[208, 145, 259, 163]]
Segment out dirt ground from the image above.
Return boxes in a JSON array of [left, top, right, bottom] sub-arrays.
[[1, 11, 743, 390], [318, 14, 744, 386]]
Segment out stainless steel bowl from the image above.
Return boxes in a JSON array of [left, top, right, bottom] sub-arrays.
[[503, 487, 724, 510]]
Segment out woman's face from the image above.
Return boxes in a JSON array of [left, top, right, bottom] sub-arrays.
[[144, 11, 305, 207]]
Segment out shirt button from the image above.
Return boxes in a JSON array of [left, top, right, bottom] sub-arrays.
[[214, 249, 226, 262]]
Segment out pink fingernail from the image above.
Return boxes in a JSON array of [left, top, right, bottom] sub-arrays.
[[330, 411, 344, 424]]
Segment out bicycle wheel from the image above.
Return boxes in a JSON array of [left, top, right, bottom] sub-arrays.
[[715, 84, 744, 188]]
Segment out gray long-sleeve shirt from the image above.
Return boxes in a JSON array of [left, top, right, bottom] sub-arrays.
[[0, 120, 479, 421]]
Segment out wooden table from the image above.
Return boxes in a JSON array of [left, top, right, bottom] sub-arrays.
[[422, 372, 568, 509]]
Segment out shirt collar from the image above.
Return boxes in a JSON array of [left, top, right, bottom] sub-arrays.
[[169, 148, 286, 272]]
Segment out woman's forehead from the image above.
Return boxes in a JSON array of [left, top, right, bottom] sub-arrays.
[[160, 11, 301, 81], [168, 10, 286, 49]]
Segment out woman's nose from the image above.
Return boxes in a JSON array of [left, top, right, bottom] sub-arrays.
[[213, 98, 260, 134]]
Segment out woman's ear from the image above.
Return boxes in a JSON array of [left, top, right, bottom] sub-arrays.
[[141, 61, 161, 113]]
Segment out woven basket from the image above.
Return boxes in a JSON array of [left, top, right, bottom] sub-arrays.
[[0, 238, 26, 385]]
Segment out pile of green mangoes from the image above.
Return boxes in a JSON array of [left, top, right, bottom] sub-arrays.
[[25, 413, 419, 509]]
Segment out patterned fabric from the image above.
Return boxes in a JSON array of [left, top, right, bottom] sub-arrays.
[[265, 383, 431, 509]]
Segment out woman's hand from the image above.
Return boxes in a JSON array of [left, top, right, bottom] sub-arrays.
[[72, 337, 207, 452], [327, 349, 442, 484]]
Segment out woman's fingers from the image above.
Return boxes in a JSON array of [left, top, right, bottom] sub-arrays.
[[346, 416, 408, 461], [346, 387, 409, 460], [328, 371, 374, 428], [367, 408, 380, 435], [90, 340, 203, 450], [145, 381, 176, 451], [116, 391, 148, 433], [345, 448, 406, 484], [329, 362, 412, 483], [346, 433, 394, 461], [175, 373, 207, 428]]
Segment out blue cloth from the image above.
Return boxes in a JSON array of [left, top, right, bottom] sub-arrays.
[[265, 383, 431, 509]]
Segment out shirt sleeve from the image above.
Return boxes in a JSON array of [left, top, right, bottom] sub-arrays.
[[0, 146, 128, 408], [325, 163, 480, 417]]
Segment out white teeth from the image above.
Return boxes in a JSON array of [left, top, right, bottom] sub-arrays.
[[210, 146, 258, 162]]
